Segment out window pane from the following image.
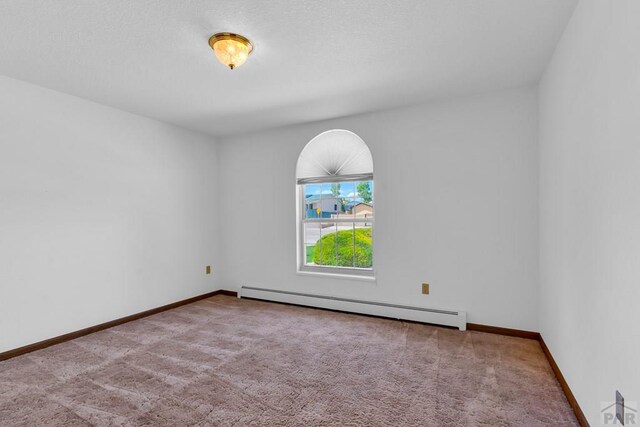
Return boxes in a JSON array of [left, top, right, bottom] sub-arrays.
[[354, 224, 373, 268], [304, 184, 322, 197], [336, 223, 355, 267], [355, 181, 374, 219], [320, 222, 337, 246], [311, 222, 335, 266], [303, 184, 322, 219], [356, 181, 373, 203], [303, 222, 322, 265], [334, 202, 353, 218], [322, 183, 339, 219], [320, 183, 332, 200], [332, 182, 353, 218], [326, 183, 344, 213], [339, 182, 355, 198]]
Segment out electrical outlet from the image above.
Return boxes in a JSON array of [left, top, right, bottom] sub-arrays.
[[205, 265, 211, 275], [421, 283, 429, 294], [617, 390, 625, 425]]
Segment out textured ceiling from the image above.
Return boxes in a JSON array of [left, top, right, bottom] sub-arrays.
[[0, 0, 577, 137]]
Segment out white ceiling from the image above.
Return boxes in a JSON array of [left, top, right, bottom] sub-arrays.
[[0, 0, 577, 137]]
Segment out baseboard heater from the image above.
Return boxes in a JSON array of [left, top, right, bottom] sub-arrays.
[[238, 286, 467, 331]]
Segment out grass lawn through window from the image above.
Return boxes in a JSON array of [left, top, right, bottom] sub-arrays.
[[305, 228, 372, 268], [306, 245, 315, 263]]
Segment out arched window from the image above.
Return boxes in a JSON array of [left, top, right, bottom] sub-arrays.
[[296, 130, 374, 278]]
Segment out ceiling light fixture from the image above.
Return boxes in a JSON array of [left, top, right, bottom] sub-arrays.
[[208, 33, 253, 70]]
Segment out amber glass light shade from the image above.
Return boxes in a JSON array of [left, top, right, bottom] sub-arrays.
[[208, 33, 253, 69]]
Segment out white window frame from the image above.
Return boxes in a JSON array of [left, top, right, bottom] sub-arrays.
[[296, 181, 374, 279]]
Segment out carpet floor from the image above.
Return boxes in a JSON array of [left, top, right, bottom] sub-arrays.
[[0, 295, 578, 426]]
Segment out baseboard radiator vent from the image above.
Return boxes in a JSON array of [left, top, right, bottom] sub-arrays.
[[238, 286, 466, 331]]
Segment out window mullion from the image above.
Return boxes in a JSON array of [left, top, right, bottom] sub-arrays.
[[317, 222, 322, 266], [304, 218, 374, 224], [334, 222, 338, 267], [352, 221, 355, 268]]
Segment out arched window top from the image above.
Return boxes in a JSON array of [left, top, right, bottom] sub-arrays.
[[296, 130, 373, 184]]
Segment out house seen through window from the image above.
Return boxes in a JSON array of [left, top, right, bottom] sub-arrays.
[[296, 130, 374, 277]]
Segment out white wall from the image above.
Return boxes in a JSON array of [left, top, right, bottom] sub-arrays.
[[0, 76, 219, 353], [218, 87, 539, 331], [538, 0, 640, 423]]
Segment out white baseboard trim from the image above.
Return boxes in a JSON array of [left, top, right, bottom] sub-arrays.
[[238, 286, 467, 331]]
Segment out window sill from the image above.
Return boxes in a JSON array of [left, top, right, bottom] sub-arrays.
[[296, 269, 376, 283]]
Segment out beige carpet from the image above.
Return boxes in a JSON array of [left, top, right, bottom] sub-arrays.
[[0, 295, 577, 426]]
